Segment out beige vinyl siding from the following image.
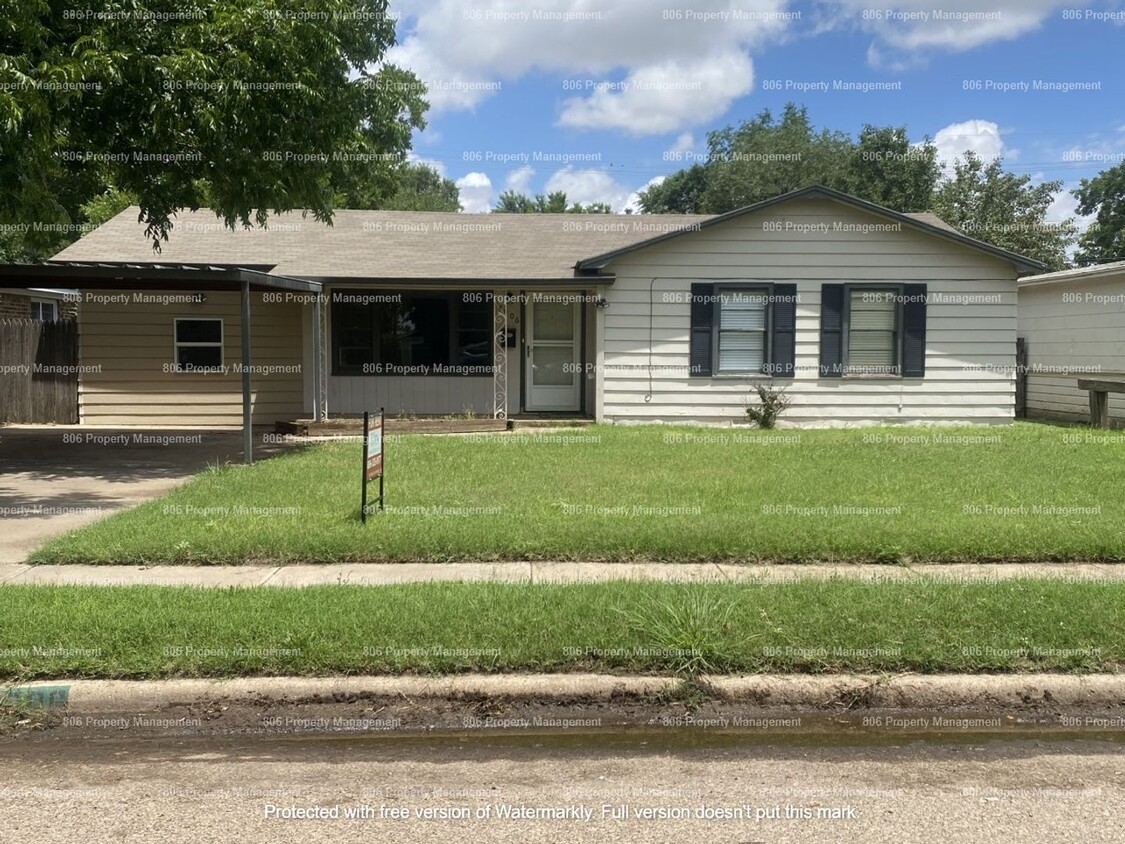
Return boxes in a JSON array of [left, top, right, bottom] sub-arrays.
[[599, 198, 1019, 426], [78, 291, 304, 427], [1019, 275, 1125, 427]]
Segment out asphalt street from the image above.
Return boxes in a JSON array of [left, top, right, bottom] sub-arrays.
[[1, 727, 1122, 843]]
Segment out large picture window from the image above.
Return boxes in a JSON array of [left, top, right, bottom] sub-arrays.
[[331, 291, 493, 376], [173, 318, 223, 372]]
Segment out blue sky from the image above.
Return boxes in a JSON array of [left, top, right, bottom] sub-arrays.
[[385, 0, 1124, 225]]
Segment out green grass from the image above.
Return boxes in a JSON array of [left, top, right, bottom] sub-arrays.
[[31, 423, 1125, 564], [0, 580, 1119, 679]]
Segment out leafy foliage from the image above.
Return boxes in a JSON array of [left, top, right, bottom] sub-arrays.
[[931, 152, 1077, 271], [744, 385, 791, 429], [1073, 162, 1125, 266], [638, 104, 939, 215], [341, 162, 461, 211], [493, 190, 612, 213], [0, 0, 426, 249]]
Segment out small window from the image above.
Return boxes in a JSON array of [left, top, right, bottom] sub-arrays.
[[174, 318, 223, 372], [846, 288, 899, 375], [715, 287, 769, 373], [30, 299, 58, 322]]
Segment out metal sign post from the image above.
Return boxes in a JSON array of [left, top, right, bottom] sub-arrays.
[[361, 408, 385, 522]]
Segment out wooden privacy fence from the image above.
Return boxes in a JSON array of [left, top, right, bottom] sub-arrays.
[[0, 318, 79, 424]]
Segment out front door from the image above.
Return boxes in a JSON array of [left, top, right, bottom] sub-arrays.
[[525, 299, 581, 411]]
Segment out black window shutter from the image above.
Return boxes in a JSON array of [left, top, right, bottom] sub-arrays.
[[819, 284, 845, 377], [770, 284, 797, 377], [689, 283, 714, 376], [901, 283, 927, 377]]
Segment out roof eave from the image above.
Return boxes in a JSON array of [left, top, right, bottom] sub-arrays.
[[0, 261, 321, 292]]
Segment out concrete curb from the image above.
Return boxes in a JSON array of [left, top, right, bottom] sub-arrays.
[[6, 673, 1124, 714], [705, 673, 1125, 708]]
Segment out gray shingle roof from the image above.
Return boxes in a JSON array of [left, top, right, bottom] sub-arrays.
[[55, 209, 713, 280], [53, 201, 969, 280]]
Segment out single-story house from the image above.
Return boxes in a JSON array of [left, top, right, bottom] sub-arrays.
[[1018, 260, 1125, 428], [0, 186, 1045, 435]]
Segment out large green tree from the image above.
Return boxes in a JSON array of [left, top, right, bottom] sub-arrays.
[[342, 162, 460, 211], [1073, 163, 1125, 266], [492, 190, 611, 214], [0, 0, 426, 250], [931, 152, 1076, 271], [637, 105, 939, 215]]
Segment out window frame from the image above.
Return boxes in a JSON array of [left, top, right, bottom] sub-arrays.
[[710, 283, 773, 376], [172, 317, 224, 374], [30, 299, 58, 322], [841, 284, 903, 377], [330, 290, 495, 377]]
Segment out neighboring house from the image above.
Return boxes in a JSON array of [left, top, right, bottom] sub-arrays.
[[0, 288, 74, 321], [1018, 261, 1125, 428], [0, 186, 1044, 429]]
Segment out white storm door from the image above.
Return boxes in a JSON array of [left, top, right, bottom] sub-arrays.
[[525, 300, 581, 411]]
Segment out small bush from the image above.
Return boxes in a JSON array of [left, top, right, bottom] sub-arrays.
[[745, 385, 791, 429]]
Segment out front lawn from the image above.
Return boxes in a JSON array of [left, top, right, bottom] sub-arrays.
[[0, 580, 1119, 678], [30, 423, 1125, 564]]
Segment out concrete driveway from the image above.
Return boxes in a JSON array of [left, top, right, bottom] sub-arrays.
[[0, 427, 299, 563]]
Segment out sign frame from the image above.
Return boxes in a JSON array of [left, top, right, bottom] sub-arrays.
[[361, 408, 385, 522]]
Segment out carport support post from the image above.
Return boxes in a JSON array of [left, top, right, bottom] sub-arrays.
[[312, 294, 323, 422], [241, 280, 253, 464]]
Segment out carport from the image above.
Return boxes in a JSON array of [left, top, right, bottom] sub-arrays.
[[0, 261, 323, 463]]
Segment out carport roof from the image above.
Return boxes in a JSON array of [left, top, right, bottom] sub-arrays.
[[0, 261, 321, 292]]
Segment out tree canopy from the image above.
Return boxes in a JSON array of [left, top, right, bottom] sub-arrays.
[[1073, 162, 1125, 266], [493, 190, 612, 214], [0, 0, 427, 250], [931, 152, 1076, 271], [342, 162, 461, 212], [638, 104, 939, 215]]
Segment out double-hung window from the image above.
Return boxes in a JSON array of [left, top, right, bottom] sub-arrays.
[[714, 286, 770, 374], [820, 283, 926, 378], [845, 287, 900, 375]]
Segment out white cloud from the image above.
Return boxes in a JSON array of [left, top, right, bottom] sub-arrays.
[[544, 167, 636, 211], [504, 165, 536, 195], [455, 172, 493, 212], [932, 119, 1008, 171], [387, 0, 793, 132], [822, 0, 1066, 66], [668, 133, 696, 155], [557, 51, 754, 135]]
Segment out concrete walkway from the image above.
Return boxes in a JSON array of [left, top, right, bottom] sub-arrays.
[[1, 561, 1123, 587]]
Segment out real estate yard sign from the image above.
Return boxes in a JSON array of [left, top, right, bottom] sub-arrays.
[[361, 409, 384, 522]]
